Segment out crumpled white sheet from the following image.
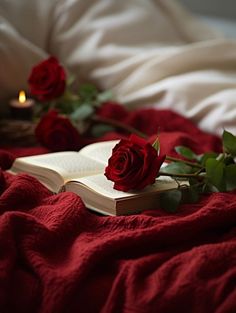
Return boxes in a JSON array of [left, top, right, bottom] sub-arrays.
[[1, 0, 236, 135]]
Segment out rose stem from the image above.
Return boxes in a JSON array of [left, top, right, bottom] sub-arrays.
[[92, 116, 203, 170], [158, 171, 204, 179], [92, 115, 147, 138], [165, 156, 203, 169]]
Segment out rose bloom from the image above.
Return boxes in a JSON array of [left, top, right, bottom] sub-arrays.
[[105, 134, 165, 191], [28, 56, 66, 102], [35, 110, 81, 151]]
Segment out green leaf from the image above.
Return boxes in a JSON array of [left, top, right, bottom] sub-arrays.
[[96, 90, 113, 105], [202, 183, 218, 193], [197, 152, 218, 166], [182, 185, 200, 203], [225, 164, 236, 191], [67, 74, 76, 87], [58, 101, 76, 115], [224, 156, 235, 166], [161, 162, 194, 175], [205, 158, 225, 192], [175, 146, 197, 160], [223, 130, 236, 156], [188, 178, 199, 186], [160, 189, 182, 213], [91, 124, 115, 137], [79, 84, 98, 102], [70, 100, 82, 110], [70, 105, 94, 121], [152, 137, 160, 152]]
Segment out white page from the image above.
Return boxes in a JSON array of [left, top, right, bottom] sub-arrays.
[[79, 140, 119, 165], [71, 173, 180, 200], [13, 151, 106, 180], [12, 140, 119, 183]]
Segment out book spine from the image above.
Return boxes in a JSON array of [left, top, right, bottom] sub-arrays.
[[58, 185, 66, 193]]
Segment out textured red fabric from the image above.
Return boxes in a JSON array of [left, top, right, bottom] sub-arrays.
[[0, 109, 236, 313]]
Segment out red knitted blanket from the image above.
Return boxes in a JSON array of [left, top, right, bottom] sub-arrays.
[[0, 109, 235, 313]]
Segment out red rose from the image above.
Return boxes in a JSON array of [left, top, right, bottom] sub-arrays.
[[35, 110, 81, 151], [96, 102, 129, 121], [28, 56, 66, 102], [105, 134, 165, 191]]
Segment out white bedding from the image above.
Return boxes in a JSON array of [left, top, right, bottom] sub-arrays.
[[200, 15, 236, 39], [1, 0, 236, 136]]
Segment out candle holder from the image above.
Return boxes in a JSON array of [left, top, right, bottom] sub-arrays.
[[9, 91, 35, 120], [0, 119, 36, 146]]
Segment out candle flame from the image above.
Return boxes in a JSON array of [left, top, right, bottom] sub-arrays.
[[19, 90, 26, 104]]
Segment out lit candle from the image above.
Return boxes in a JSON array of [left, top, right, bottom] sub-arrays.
[[10, 91, 35, 120]]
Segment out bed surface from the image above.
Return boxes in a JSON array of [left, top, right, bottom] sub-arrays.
[[1, 108, 236, 312]]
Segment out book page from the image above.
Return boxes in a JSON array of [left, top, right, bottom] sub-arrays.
[[78, 140, 119, 165], [13, 151, 106, 181], [68, 173, 181, 200]]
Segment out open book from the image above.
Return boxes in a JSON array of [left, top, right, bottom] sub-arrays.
[[10, 140, 182, 216]]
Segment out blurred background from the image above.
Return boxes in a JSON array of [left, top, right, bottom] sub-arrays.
[[179, 0, 236, 38], [178, 0, 236, 38], [180, 0, 236, 19]]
